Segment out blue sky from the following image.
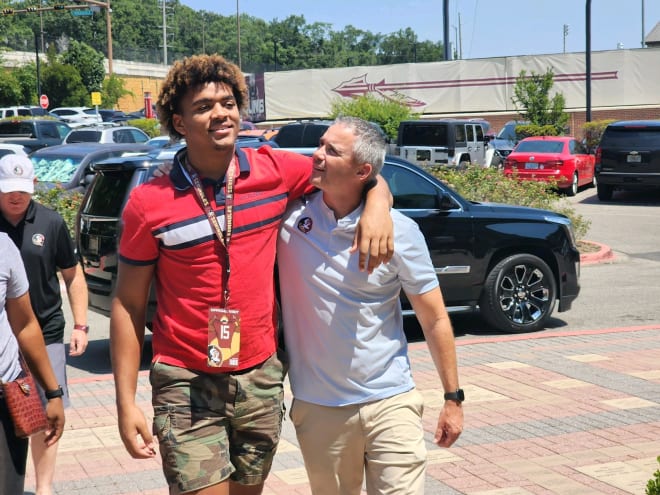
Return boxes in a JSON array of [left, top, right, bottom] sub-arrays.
[[179, 0, 660, 59]]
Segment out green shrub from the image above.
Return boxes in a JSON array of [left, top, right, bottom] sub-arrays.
[[429, 165, 590, 240], [127, 117, 161, 137], [516, 123, 561, 139], [34, 186, 83, 237], [582, 119, 616, 151], [648, 456, 660, 495]]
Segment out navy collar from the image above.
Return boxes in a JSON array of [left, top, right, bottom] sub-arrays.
[[170, 146, 251, 191]]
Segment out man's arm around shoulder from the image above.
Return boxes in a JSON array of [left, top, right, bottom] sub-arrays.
[[110, 261, 157, 459], [407, 287, 464, 448]]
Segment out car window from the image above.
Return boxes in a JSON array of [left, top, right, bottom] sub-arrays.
[[380, 164, 439, 209], [454, 125, 466, 144], [82, 170, 135, 216], [475, 125, 484, 142], [273, 125, 304, 147], [67, 130, 101, 143], [602, 127, 660, 147], [32, 155, 83, 183], [515, 141, 564, 153], [466, 125, 474, 142], [399, 124, 448, 147], [41, 124, 60, 139], [130, 129, 149, 143]]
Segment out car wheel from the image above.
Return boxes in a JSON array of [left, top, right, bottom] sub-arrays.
[[597, 183, 613, 201], [591, 172, 597, 188], [561, 172, 578, 196], [479, 254, 557, 333]]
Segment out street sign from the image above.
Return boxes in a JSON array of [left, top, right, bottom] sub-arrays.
[[71, 9, 93, 17], [91, 92, 102, 106], [40, 94, 49, 109]]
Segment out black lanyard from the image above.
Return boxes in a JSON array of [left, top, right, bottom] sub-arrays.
[[184, 156, 237, 308]]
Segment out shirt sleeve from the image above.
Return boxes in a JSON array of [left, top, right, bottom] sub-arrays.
[[118, 185, 159, 264], [269, 149, 316, 200], [54, 213, 78, 270], [391, 212, 439, 296], [6, 238, 29, 299]]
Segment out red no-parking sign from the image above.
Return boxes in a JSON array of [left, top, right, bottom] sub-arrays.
[[40, 94, 49, 109]]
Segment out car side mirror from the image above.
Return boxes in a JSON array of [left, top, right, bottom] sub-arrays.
[[438, 192, 457, 211]]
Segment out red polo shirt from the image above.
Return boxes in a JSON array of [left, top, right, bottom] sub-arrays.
[[119, 145, 312, 372]]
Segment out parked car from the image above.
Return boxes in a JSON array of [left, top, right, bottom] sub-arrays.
[[394, 119, 488, 168], [50, 107, 103, 127], [503, 136, 596, 196], [273, 120, 388, 154], [93, 109, 131, 124], [31, 142, 152, 192], [0, 106, 54, 119], [63, 125, 150, 144], [595, 120, 660, 201], [489, 120, 530, 168], [0, 118, 71, 152], [0, 143, 29, 158], [76, 152, 580, 333]]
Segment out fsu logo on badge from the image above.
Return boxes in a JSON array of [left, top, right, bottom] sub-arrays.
[[297, 217, 313, 234], [31, 233, 45, 247]]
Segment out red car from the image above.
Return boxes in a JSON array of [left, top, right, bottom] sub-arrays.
[[503, 136, 596, 196]]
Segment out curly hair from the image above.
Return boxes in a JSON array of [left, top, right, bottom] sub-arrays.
[[157, 54, 248, 140]]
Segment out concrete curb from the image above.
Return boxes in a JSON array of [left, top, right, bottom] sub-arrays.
[[580, 240, 615, 265]]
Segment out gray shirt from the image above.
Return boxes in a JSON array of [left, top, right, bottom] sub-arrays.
[[0, 233, 29, 383]]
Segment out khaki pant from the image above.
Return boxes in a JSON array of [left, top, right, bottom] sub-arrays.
[[290, 388, 426, 495]]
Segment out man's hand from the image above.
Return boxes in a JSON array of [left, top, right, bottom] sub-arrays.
[[351, 212, 394, 273], [434, 401, 463, 448], [44, 398, 65, 447], [69, 328, 88, 356], [153, 160, 173, 177], [118, 403, 157, 459]]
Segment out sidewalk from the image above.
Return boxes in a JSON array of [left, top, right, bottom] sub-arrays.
[[24, 323, 660, 495]]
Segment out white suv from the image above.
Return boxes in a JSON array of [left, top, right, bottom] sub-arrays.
[[50, 107, 103, 127], [63, 125, 150, 144]]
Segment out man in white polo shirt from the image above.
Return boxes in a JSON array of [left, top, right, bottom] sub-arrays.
[[277, 116, 464, 495]]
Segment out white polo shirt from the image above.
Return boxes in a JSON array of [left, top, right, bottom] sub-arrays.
[[277, 192, 438, 406]]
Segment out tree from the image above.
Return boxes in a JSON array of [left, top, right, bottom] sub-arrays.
[[61, 40, 105, 93], [102, 73, 133, 108], [13, 63, 38, 105], [41, 61, 88, 107], [511, 68, 569, 132], [329, 93, 418, 141], [0, 69, 22, 106]]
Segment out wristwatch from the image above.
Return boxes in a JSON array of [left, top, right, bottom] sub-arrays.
[[45, 386, 64, 400], [73, 324, 89, 333], [444, 388, 465, 403]]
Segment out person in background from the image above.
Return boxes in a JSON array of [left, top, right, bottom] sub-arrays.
[[278, 116, 464, 495], [0, 232, 65, 494], [0, 154, 88, 495], [110, 54, 393, 495]]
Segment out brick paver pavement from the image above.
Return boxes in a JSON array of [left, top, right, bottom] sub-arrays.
[[24, 324, 660, 495]]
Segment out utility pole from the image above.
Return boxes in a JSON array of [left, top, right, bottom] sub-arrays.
[[443, 0, 450, 61], [641, 0, 646, 47], [236, 0, 241, 69], [563, 24, 569, 53]]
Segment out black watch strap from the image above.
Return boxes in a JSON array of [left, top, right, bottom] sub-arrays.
[[444, 388, 465, 403], [45, 386, 64, 400]]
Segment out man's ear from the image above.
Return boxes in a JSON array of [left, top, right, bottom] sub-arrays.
[[357, 163, 373, 182], [172, 114, 186, 136]]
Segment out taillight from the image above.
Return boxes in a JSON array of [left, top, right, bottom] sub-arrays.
[[595, 146, 601, 165], [545, 160, 564, 169]]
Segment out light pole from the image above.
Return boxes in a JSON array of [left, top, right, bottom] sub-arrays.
[[563, 24, 569, 53], [236, 0, 241, 69]]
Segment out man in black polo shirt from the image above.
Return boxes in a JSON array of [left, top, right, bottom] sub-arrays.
[[0, 154, 89, 495]]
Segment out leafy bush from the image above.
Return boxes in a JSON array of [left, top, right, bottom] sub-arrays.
[[429, 165, 590, 240], [516, 123, 561, 139], [127, 117, 161, 137], [648, 456, 660, 495], [34, 186, 83, 237], [582, 119, 616, 152], [329, 94, 418, 141]]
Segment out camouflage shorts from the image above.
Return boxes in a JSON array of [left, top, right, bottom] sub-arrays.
[[150, 352, 286, 493]]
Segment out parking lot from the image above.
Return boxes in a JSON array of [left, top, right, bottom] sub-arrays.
[[25, 186, 660, 495]]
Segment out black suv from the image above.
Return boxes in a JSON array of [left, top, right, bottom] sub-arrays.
[[595, 120, 660, 201], [77, 151, 580, 333]]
